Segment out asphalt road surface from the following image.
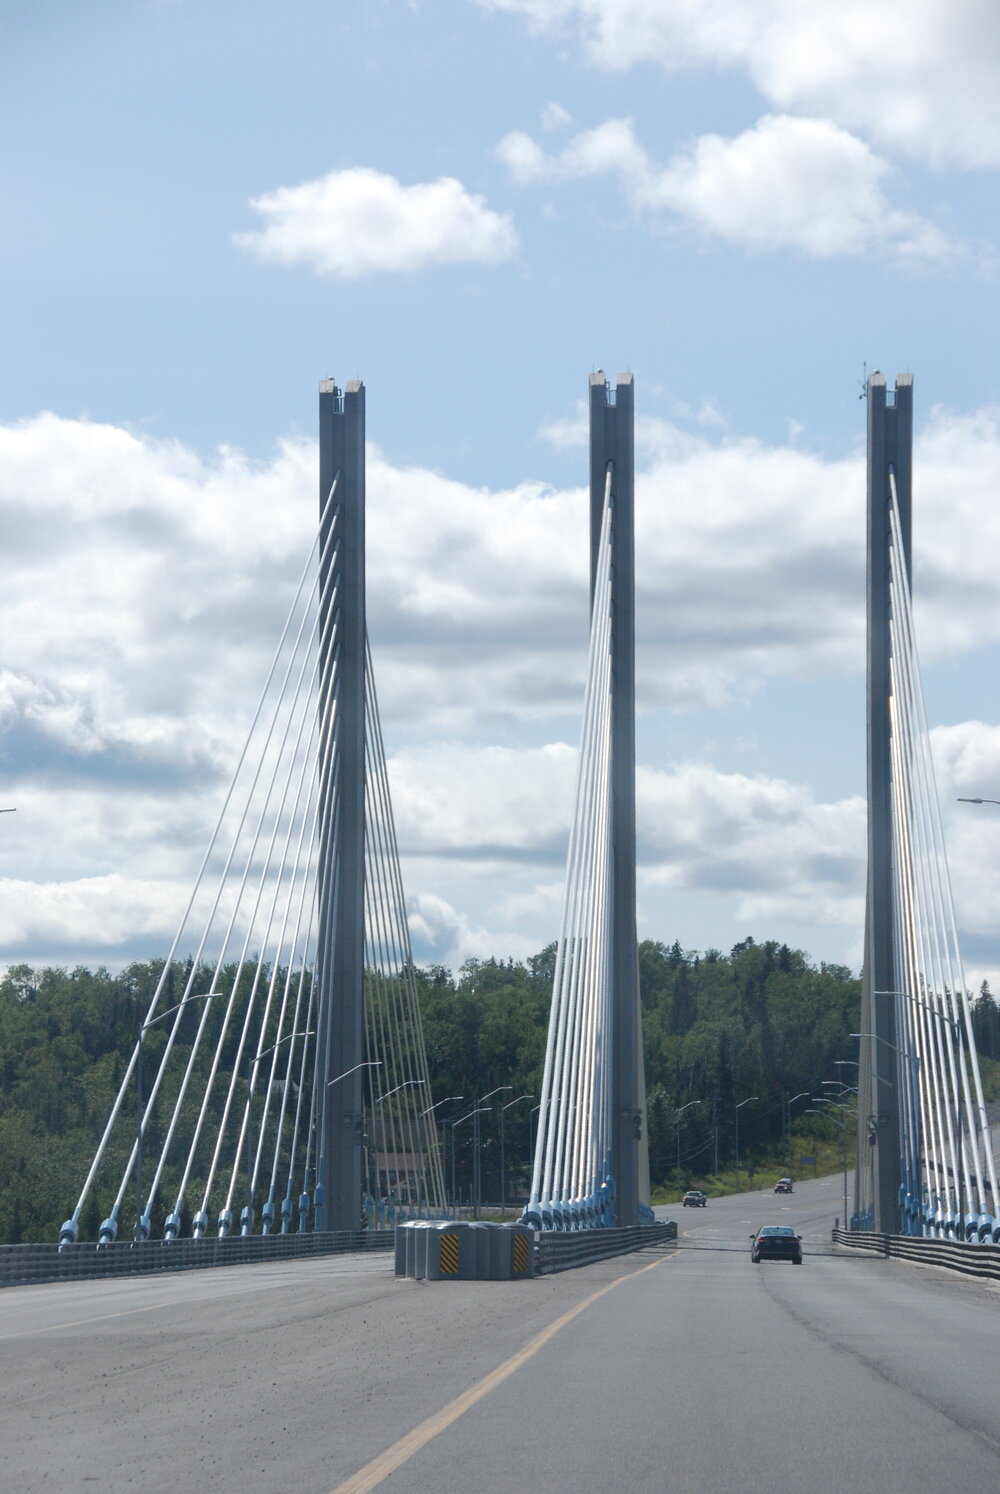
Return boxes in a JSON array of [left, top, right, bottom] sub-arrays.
[[5, 1175, 1000, 1494]]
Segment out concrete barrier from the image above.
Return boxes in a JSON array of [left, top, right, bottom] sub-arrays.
[[395, 1220, 535, 1280]]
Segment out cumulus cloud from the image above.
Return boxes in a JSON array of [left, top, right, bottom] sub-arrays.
[[480, 0, 1000, 168], [5, 405, 1000, 967], [498, 114, 956, 262], [383, 742, 868, 967], [235, 167, 517, 277], [929, 722, 1000, 942]]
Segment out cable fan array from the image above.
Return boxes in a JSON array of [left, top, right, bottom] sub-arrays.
[[876, 468, 999, 1241], [363, 643, 446, 1224], [522, 467, 616, 1231], [60, 477, 443, 1244]]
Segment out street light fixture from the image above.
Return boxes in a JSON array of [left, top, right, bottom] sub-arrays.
[[135, 990, 223, 1242], [734, 1096, 758, 1195], [326, 1059, 381, 1088], [958, 797, 1000, 806], [419, 1095, 464, 1118], [374, 1079, 423, 1106]]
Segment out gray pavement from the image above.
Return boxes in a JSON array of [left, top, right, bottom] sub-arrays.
[[4, 1176, 1000, 1493]]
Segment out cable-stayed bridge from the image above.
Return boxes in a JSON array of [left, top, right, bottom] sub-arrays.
[[59, 382, 445, 1246], [55, 368, 998, 1253], [522, 375, 650, 1231], [855, 373, 998, 1240]]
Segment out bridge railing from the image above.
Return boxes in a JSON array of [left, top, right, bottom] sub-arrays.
[[1, 1229, 395, 1290], [832, 1227, 1000, 1283], [536, 1222, 676, 1275]]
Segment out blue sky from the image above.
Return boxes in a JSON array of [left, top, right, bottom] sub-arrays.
[[3, 0, 1000, 984]]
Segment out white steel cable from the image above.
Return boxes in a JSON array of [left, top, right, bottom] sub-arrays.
[[527, 468, 615, 1226], [886, 472, 999, 1234], [64, 484, 339, 1234]]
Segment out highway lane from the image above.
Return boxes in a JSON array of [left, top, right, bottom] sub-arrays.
[[4, 1181, 1000, 1494]]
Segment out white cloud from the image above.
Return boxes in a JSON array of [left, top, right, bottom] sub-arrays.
[[930, 722, 1000, 941], [381, 740, 868, 966], [5, 405, 1000, 967], [541, 101, 573, 131], [498, 114, 956, 262], [1, 875, 187, 950], [235, 167, 517, 277], [480, 0, 1000, 168], [637, 762, 867, 922], [406, 891, 539, 968]]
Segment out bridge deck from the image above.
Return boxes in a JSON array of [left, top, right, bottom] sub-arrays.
[[5, 1176, 1000, 1493]]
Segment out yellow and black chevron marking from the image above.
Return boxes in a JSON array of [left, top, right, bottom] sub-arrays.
[[439, 1232, 459, 1275], [512, 1233, 531, 1275]]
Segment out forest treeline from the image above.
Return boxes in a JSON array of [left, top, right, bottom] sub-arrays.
[[3, 937, 997, 1242]]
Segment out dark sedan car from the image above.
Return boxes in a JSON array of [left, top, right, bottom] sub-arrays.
[[682, 1190, 707, 1207], [750, 1225, 802, 1264]]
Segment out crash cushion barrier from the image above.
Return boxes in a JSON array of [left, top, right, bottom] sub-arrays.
[[832, 1227, 1000, 1283], [395, 1221, 535, 1281], [2, 1229, 396, 1290]]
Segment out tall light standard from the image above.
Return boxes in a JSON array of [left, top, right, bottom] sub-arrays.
[[674, 1100, 701, 1194], [369, 1080, 425, 1213], [499, 1094, 533, 1218], [807, 1100, 854, 1224], [314, 1061, 382, 1231], [474, 1085, 512, 1218], [420, 1096, 464, 1213], [451, 1105, 488, 1216], [135, 990, 222, 1243], [244, 1030, 314, 1235], [783, 1091, 811, 1147], [734, 1096, 758, 1195], [958, 797, 1000, 807]]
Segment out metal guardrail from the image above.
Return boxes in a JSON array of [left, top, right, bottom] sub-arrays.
[[832, 1227, 1000, 1282], [535, 1222, 676, 1275], [0, 1230, 395, 1290]]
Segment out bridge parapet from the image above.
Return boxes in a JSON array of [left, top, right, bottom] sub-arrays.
[[2, 1229, 394, 1290], [833, 1227, 1000, 1281]]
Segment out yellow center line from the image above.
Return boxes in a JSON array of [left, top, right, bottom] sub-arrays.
[[329, 1249, 679, 1494]]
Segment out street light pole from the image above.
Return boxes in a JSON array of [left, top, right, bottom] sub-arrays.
[[451, 1105, 490, 1218], [734, 1096, 758, 1195], [674, 1100, 701, 1194], [418, 1096, 463, 1215], [807, 1102, 853, 1225], [784, 1091, 810, 1141], [499, 1094, 533, 1218], [473, 1086, 511, 1218], [135, 990, 222, 1243], [245, 1030, 314, 1236]]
